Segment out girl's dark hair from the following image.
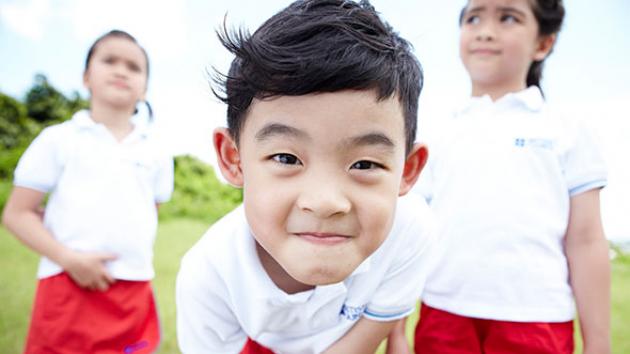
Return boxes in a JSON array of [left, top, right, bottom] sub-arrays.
[[213, 0, 423, 153], [526, 0, 565, 89], [85, 29, 153, 118], [459, 0, 565, 91]]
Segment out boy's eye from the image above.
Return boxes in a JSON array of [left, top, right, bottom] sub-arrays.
[[350, 160, 382, 170], [272, 153, 302, 165], [103, 56, 115, 64]]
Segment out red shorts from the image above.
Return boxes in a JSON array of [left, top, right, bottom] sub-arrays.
[[24, 272, 160, 354], [414, 304, 574, 354], [241, 338, 274, 354]]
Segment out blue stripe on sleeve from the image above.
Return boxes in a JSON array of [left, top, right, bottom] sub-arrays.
[[364, 308, 413, 320], [569, 179, 607, 196]]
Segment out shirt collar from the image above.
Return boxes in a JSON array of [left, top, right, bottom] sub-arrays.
[[71, 109, 150, 139], [500, 86, 545, 111], [455, 86, 545, 117]]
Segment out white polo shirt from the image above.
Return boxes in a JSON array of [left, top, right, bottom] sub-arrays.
[[176, 194, 437, 354], [415, 87, 607, 322], [13, 110, 174, 280]]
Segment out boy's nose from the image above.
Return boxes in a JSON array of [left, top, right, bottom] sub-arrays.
[[296, 182, 351, 218]]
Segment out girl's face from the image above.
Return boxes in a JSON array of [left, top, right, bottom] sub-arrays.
[[83, 36, 148, 111], [459, 0, 553, 96]]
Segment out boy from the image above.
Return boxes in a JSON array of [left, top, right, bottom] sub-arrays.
[[176, 1, 434, 352]]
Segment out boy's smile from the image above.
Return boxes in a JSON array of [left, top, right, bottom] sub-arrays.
[[214, 89, 424, 293]]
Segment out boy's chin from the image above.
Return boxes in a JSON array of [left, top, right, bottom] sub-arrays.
[[287, 262, 358, 287]]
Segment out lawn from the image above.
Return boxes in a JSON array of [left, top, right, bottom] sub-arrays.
[[1, 221, 629, 353]]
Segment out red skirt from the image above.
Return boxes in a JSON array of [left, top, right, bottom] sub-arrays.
[[241, 338, 274, 354], [24, 272, 160, 354], [414, 303, 574, 354]]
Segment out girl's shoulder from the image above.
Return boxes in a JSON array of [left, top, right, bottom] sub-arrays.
[[27, 119, 80, 153]]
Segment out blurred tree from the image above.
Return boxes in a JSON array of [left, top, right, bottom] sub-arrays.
[[0, 92, 38, 149], [24, 74, 88, 124], [159, 155, 243, 222]]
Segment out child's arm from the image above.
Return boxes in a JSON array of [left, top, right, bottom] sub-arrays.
[[385, 318, 410, 354], [2, 186, 116, 291], [565, 189, 611, 354], [323, 317, 398, 354]]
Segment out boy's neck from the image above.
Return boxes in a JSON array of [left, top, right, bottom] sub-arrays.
[[89, 101, 135, 141], [471, 81, 527, 102], [255, 242, 315, 295]]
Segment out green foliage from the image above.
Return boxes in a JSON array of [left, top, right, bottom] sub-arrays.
[[0, 180, 12, 215], [24, 74, 88, 124], [0, 75, 89, 211], [0, 91, 41, 183], [0, 92, 39, 150], [159, 155, 243, 222], [611, 243, 630, 265]]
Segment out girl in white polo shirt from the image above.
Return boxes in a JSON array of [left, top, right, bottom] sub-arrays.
[[2, 30, 173, 353], [410, 0, 610, 353]]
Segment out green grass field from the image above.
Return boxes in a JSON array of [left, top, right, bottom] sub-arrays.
[[1, 221, 629, 353]]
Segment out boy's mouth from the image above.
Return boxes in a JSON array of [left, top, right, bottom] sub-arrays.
[[293, 232, 352, 245]]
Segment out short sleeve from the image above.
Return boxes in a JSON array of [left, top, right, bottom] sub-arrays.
[[176, 247, 246, 353], [364, 196, 438, 321], [153, 155, 174, 203], [13, 127, 64, 193], [563, 120, 607, 196]]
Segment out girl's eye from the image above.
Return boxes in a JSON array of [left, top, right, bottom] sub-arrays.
[[103, 56, 115, 64], [272, 153, 302, 165], [501, 14, 518, 23], [127, 62, 142, 72], [351, 160, 382, 170], [466, 15, 480, 25]]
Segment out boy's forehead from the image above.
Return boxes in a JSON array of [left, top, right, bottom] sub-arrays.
[[240, 90, 406, 146]]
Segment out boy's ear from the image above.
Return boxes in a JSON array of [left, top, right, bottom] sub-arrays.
[[534, 34, 556, 61], [213, 127, 244, 187], [398, 143, 429, 196]]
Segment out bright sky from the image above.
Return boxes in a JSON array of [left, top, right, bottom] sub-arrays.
[[1, 0, 629, 241]]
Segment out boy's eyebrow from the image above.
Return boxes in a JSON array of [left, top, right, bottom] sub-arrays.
[[255, 123, 309, 141], [343, 132, 395, 151]]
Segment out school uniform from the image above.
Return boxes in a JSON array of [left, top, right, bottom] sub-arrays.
[[14, 110, 174, 353], [413, 87, 607, 353], [176, 194, 437, 354]]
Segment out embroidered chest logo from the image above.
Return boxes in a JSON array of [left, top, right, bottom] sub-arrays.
[[340, 304, 367, 321], [514, 138, 554, 150]]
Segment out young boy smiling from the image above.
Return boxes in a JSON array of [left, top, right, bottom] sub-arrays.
[[176, 1, 435, 352]]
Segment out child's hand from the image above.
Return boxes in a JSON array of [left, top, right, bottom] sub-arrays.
[[60, 250, 117, 291]]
